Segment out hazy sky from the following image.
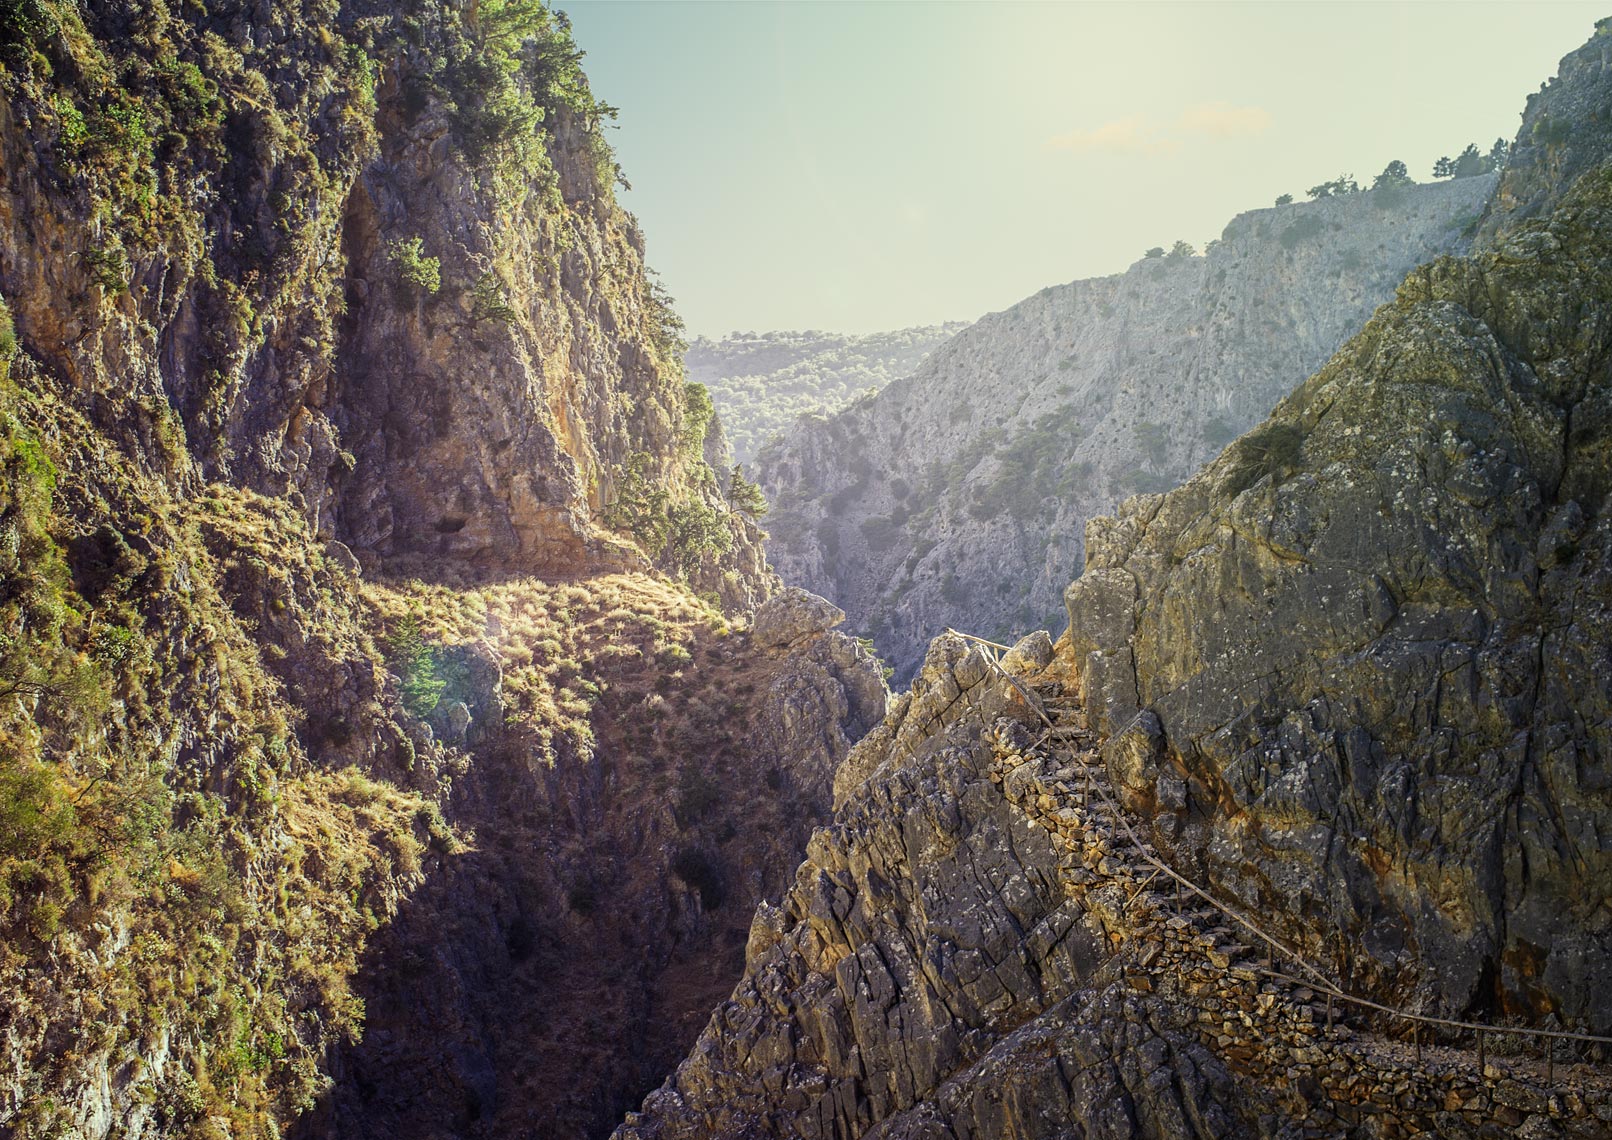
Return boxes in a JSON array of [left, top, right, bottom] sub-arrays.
[[563, 1, 1605, 337]]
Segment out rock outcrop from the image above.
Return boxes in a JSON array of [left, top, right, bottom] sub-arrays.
[[758, 175, 1495, 682], [1062, 29, 1612, 1033], [617, 670, 1612, 1140]]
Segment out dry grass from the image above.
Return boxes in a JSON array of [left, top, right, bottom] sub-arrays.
[[364, 572, 741, 767]]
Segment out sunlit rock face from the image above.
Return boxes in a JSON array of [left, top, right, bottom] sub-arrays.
[[1065, 21, 1612, 1037], [757, 173, 1495, 683]]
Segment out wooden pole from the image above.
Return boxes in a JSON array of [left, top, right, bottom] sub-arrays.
[[1326, 993, 1334, 1033], [1547, 1036, 1553, 1086], [1478, 1030, 1486, 1077]]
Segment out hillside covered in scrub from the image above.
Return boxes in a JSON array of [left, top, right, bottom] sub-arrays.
[[688, 324, 968, 466], [0, 1, 884, 1136]]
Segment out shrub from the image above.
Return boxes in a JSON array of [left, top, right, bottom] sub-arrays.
[[1279, 215, 1325, 249], [84, 245, 130, 292], [0, 296, 15, 372], [470, 272, 518, 322], [1224, 422, 1305, 495], [681, 382, 714, 452], [674, 764, 722, 825], [387, 237, 441, 295], [665, 499, 732, 574], [670, 846, 725, 909], [603, 452, 671, 553], [384, 615, 447, 718]]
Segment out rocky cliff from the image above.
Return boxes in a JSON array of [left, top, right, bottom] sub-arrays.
[[757, 174, 1495, 682], [0, 3, 878, 1137], [689, 325, 968, 466], [617, 22, 1612, 1140], [1063, 21, 1612, 1037]]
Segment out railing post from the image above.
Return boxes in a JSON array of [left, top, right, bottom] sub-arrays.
[[1547, 1036, 1553, 1086], [1326, 993, 1333, 1032], [1478, 1030, 1486, 1077]]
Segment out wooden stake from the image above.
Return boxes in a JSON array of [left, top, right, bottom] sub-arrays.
[[1326, 993, 1334, 1032], [1478, 1030, 1486, 1077], [1547, 1036, 1553, 1086]]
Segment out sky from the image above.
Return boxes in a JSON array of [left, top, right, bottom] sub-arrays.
[[563, 1, 1606, 337]]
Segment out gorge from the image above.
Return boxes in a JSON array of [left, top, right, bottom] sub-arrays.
[[0, 4, 1608, 1140]]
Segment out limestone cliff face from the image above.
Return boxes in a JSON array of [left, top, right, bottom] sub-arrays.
[[0, 0, 769, 599], [615, 641, 1612, 1140], [757, 176, 1494, 682], [0, 4, 844, 1137], [1063, 26, 1612, 1037]]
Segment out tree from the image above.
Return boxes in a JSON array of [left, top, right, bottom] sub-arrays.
[[1372, 160, 1410, 188], [1432, 155, 1454, 179], [727, 465, 767, 518], [1487, 137, 1510, 170], [1167, 239, 1196, 260], [665, 500, 733, 575], [1274, 193, 1293, 206], [681, 382, 714, 453], [1372, 160, 1413, 208], [1307, 174, 1358, 199], [1451, 143, 1486, 178], [1143, 246, 1164, 259]]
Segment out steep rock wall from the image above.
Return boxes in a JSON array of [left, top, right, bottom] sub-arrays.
[[1062, 27, 1612, 1035], [758, 176, 1495, 682]]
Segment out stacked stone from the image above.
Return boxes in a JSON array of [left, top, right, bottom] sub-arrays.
[[983, 692, 1612, 1138]]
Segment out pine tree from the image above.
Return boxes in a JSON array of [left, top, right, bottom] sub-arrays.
[[728, 464, 768, 518]]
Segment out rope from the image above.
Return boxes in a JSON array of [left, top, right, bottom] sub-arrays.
[[945, 627, 1612, 1051]]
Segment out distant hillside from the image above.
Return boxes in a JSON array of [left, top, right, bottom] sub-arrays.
[[688, 325, 969, 465], [756, 174, 1497, 681]]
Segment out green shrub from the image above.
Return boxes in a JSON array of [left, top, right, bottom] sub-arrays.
[[603, 452, 671, 553], [470, 272, 518, 322], [681, 381, 714, 452], [665, 499, 731, 574], [1279, 215, 1325, 249], [0, 296, 15, 370], [84, 245, 129, 292], [387, 236, 441, 296], [674, 764, 722, 825], [384, 615, 447, 718]]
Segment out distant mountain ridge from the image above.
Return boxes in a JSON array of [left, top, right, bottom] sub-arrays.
[[756, 173, 1497, 681], [688, 325, 969, 465]]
